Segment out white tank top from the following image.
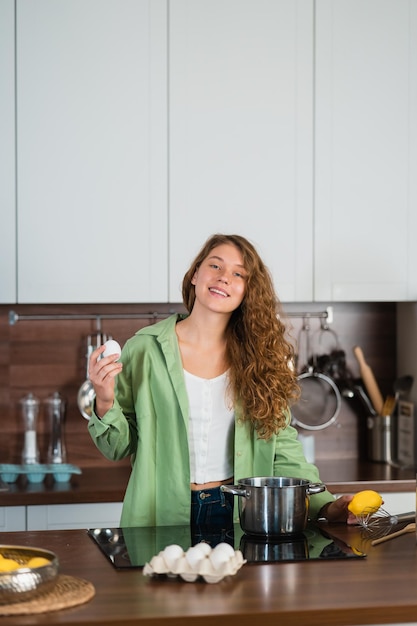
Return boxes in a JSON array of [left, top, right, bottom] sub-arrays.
[[184, 369, 235, 484]]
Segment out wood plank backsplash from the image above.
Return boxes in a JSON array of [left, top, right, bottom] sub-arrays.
[[0, 302, 396, 468]]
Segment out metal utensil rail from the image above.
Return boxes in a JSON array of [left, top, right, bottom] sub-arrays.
[[9, 307, 333, 327]]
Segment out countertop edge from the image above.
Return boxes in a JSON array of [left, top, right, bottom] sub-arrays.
[[327, 479, 416, 494], [1, 462, 416, 507]]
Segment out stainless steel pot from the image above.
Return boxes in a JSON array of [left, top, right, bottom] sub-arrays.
[[221, 476, 326, 537]]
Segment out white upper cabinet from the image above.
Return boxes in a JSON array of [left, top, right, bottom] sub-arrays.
[[314, 0, 417, 301], [16, 0, 168, 303], [168, 0, 314, 303], [0, 0, 16, 304]]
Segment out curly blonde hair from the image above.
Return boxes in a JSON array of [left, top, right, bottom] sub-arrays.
[[182, 234, 299, 439]]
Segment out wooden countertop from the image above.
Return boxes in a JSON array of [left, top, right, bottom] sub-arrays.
[[316, 458, 417, 493], [1, 522, 417, 626], [1, 460, 416, 507], [0, 466, 131, 506]]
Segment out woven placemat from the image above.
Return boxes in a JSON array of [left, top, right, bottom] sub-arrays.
[[0, 574, 95, 616]]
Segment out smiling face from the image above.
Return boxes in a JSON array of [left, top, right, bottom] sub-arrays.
[[191, 243, 248, 315]]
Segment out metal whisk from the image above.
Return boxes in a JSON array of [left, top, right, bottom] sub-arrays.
[[355, 508, 415, 539]]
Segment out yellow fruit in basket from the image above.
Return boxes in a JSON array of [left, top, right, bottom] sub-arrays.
[[27, 556, 50, 568], [0, 557, 21, 572], [348, 490, 383, 516]]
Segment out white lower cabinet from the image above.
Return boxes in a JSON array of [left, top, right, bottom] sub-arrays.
[[26, 502, 123, 531], [379, 492, 416, 515], [0, 506, 26, 532], [1, 502, 123, 531]]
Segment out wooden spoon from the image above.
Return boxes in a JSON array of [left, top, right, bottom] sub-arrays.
[[353, 346, 384, 414], [371, 522, 416, 546]]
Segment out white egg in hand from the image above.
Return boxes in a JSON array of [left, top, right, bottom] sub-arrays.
[[102, 339, 122, 360]]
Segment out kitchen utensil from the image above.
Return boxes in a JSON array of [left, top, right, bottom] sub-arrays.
[[367, 414, 395, 464], [379, 376, 414, 422], [0, 545, 58, 604], [221, 476, 326, 537], [77, 333, 109, 420], [353, 346, 384, 414], [313, 317, 339, 359], [292, 371, 342, 430], [355, 509, 415, 538], [371, 522, 416, 546], [77, 338, 95, 420], [20, 393, 40, 465], [394, 374, 414, 400], [315, 348, 356, 399], [292, 320, 342, 430], [381, 395, 396, 417], [353, 384, 378, 416]]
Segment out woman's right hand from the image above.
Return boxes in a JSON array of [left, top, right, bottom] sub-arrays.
[[88, 345, 123, 418]]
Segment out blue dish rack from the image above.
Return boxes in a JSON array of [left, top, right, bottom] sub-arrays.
[[0, 463, 82, 484]]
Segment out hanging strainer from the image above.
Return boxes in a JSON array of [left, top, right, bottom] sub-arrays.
[[291, 318, 342, 431]]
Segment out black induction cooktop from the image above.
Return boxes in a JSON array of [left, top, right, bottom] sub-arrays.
[[87, 523, 366, 568]]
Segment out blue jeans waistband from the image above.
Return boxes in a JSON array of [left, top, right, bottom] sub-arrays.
[[191, 485, 232, 504]]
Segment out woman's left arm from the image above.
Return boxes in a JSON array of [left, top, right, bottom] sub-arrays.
[[273, 420, 338, 520]]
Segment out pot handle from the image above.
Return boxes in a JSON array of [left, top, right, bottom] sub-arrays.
[[220, 485, 248, 498], [306, 482, 326, 495]]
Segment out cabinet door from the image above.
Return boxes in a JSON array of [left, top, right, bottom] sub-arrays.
[[27, 502, 123, 530], [0, 0, 16, 304], [0, 506, 26, 532], [315, 0, 417, 301], [16, 0, 168, 303], [169, 0, 314, 302]]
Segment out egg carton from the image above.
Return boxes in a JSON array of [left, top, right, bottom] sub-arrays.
[[143, 542, 246, 584], [0, 463, 82, 484]]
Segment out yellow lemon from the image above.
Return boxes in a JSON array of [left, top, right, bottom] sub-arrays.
[[27, 556, 50, 568], [0, 558, 21, 572], [348, 490, 383, 516]]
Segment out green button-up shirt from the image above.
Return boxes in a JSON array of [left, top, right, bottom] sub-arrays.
[[88, 314, 334, 526]]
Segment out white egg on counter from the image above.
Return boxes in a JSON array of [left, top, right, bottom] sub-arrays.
[[209, 542, 236, 570], [102, 339, 122, 360], [143, 542, 246, 583], [193, 542, 212, 557], [161, 544, 185, 570], [185, 545, 207, 571]]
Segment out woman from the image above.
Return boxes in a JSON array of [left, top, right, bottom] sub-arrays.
[[88, 234, 355, 529]]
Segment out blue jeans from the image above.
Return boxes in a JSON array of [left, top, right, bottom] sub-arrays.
[[190, 486, 234, 547]]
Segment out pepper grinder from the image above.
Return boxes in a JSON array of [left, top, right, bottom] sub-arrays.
[[20, 393, 40, 465], [45, 392, 67, 464]]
